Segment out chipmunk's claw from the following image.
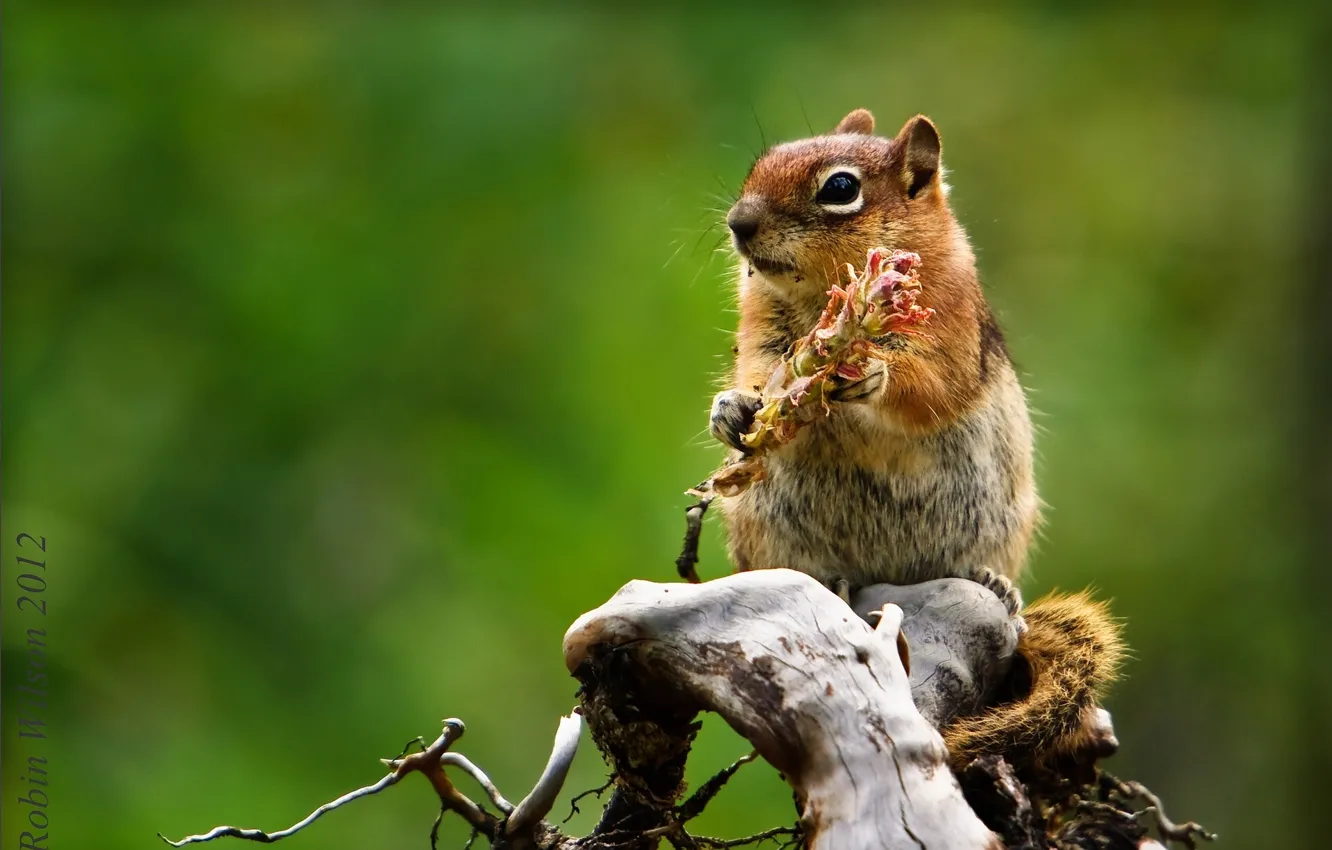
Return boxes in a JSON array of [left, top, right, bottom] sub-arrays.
[[828, 361, 885, 403], [824, 576, 853, 604], [970, 566, 1027, 637], [709, 390, 762, 453]]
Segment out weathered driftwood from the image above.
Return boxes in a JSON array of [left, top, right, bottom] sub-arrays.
[[851, 578, 1021, 729], [163, 569, 1204, 849], [565, 568, 1003, 850]]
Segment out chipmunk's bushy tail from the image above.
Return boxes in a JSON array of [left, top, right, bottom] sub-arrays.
[[942, 591, 1124, 772]]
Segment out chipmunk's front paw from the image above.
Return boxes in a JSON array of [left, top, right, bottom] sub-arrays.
[[828, 361, 885, 403], [970, 567, 1027, 636], [709, 389, 762, 453]]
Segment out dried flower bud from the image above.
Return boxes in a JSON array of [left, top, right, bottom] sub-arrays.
[[694, 247, 935, 498]]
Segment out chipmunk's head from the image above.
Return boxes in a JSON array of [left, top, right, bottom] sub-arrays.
[[727, 110, 956, 294]]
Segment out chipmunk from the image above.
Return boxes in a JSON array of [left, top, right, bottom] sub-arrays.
[[707, 108, 1122, 773]]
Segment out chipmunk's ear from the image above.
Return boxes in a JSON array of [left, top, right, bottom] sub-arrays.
[[893, 115, 942, 199], [834, 108, 875, 135]]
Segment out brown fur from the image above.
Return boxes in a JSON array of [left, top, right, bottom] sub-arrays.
[[942, 591, 1124, 771], [721, 112, 1038, 585], [714, 110, 1121, 771]]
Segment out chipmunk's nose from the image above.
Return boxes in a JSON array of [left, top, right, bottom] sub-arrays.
[[727, 200, 762, 243]]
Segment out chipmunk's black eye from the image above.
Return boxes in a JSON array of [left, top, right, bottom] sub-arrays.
[[816, 171, 861, 206]]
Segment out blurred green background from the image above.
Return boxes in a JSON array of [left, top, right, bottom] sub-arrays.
[[2, 5, 1326, 848]]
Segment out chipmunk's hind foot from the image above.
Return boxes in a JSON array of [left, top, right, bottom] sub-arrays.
[[969, 566, 1026, 636]]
